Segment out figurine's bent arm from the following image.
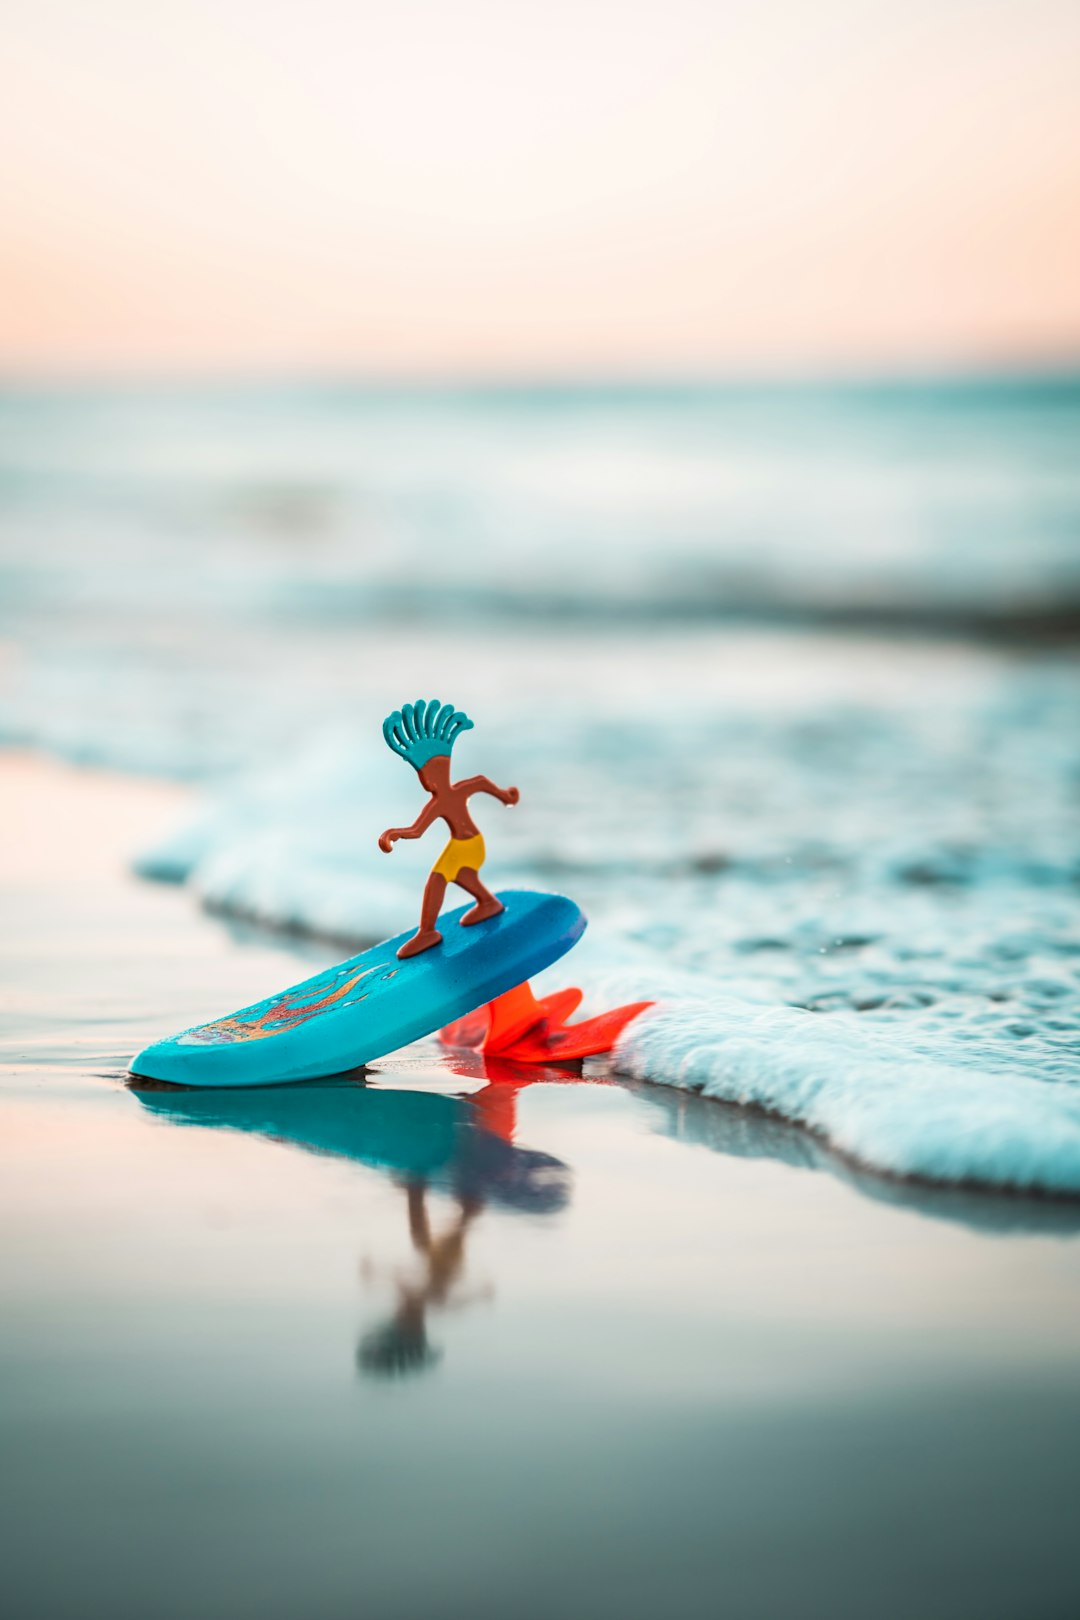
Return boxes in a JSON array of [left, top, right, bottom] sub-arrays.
[[459, 775, 520, 805], [379, 797, 440, 851], [404, 799, 441, 836]]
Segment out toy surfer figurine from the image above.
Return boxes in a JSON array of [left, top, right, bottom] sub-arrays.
[[380, 700, 519, 959]]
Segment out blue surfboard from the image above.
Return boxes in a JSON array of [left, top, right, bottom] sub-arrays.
[[129, 889, 585, 1087]]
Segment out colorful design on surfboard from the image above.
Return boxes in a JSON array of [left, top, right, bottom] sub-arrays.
[[129, 890, 586, 1087], [179, 961, 399, 1045], [379, 699, 520, 961]]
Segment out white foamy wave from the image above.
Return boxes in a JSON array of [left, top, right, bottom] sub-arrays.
[[599, 983, 1080, 1195]]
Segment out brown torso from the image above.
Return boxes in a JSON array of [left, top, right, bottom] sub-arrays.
[[414, 754, 482, 842], [428, 782, 480, 840]]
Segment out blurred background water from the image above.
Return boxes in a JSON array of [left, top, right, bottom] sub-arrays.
[[3, 378, 1080, 659], [1, 377, 1078, 1188]]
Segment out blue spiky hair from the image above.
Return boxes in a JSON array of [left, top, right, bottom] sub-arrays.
[[382, 699, 474, 769]]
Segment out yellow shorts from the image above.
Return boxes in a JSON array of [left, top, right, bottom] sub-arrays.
[[432, 833, 485, 882]]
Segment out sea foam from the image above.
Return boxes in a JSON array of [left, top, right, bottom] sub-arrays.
[[605, 987, 1080, 1195]]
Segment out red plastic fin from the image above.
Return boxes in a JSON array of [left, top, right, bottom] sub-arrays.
[[503, 1001, 654, 1063], [486, 987, 584, 1054], [479, 982, 547, 1052], [439, 981, 652, 1065], [439, 1004, 494, 1050], [439, 982, 583, 1053]]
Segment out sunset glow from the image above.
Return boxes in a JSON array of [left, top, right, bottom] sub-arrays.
[[2, 0, 1079, 375]]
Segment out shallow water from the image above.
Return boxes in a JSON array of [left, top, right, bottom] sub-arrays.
[[3, 761, 1080, 1620]]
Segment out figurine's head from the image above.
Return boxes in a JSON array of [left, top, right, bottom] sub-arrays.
[[356, 1310, 442, 1378], [382, 699, 473, 773], [416, 754, 452, 794]]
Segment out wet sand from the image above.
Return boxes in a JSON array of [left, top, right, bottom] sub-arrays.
[[3, 755, 1080, 1620]]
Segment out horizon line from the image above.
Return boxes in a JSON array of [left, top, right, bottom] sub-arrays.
[[3, 354, 1080, 395]]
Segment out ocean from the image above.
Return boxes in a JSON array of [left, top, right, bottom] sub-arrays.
[[1, 376, 1078, 1191]]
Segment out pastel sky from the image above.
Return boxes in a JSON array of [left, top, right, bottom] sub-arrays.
[[2, 0, 1079, 375]]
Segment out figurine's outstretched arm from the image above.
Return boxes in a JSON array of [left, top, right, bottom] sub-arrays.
[[379, 797, 439, 852], [459, 775, 520, 806]]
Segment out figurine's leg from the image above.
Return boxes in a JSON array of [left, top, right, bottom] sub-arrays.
[[455, 867, 505, 926], [397, 873, 446, 958], [406, 1183, 432, 1251]]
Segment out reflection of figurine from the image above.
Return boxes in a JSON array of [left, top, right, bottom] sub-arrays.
[[358, 1185, 488, 1378], [131, 1076, 570, 1374], [379, 700, 519, 959]]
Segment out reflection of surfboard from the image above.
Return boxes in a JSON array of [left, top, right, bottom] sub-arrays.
[[130, 890, 585, 1088], [132, 1083, 571, 1213]]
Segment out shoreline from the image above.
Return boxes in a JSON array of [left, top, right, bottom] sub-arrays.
[[7, 747, 1079, 1210]]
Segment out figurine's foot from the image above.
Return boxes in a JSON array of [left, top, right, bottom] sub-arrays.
[[461, 897, 505, 928], [397, 929, 443, 959]]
